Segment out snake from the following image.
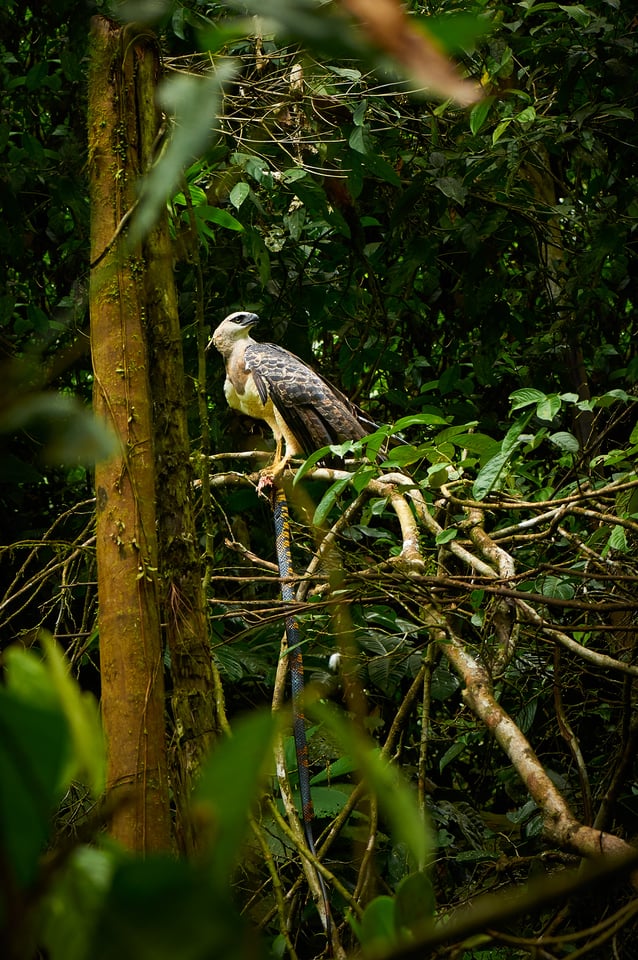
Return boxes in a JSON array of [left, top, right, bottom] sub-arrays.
[[271, 483, 333, 942]]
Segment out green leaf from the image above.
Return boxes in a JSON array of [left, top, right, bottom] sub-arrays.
[[291, 784, 349, 818], [41, 635, 106, 796], [595, 389, 631, 407], [0, 689, 69, 887], [313, 476, 352, 526], [536, 394, 561, 421], [472, 449, 509, 499], [549, 431, 579, 453], [439, 740, 465, 772], [310, 756, 357, 785], [431, 665, 460, 701], [509, 388, 546, 411], [360, 896, 397, 950], [559, 4, 592, 26], [0, 393, 117, 465], [349, 124, 372, 155], [362, 153, 402, 186], [537, 575, 575, 600], [447, 432, 498, 457], [91, 854, 254, 960], [394, 870, 436, 935], [193, 710, 279, 882], [433, 177, 467, 205], [492, 119, 511, 144], [293, 446, 332, 485], [229, 182, 250, 209], [392, 414, 449, 432], [607, 525, 629, 553], [39, 846, 115, 960], [424, 12, 492, 53], [195, 205, 244, 231], [516, 105, 536, 125], [470, 96, 494, 135], [352, 100, 367, 126], [435, 528, 457, 545], [281, 167, 307, 183]]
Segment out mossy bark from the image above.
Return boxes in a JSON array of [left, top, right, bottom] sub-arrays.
[[88, 16, 171, 851], [143, 146, 221, 856]]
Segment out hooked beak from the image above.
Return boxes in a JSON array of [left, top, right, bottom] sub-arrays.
[[236, 312, 260, 328]]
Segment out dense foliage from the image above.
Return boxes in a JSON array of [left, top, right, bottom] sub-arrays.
[[2, 1, 638, 958]]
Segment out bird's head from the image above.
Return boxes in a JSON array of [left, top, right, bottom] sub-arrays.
[[207, 311, 260, 356]]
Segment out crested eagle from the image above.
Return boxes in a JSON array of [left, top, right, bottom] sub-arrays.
[[208, 311, 376, 467]]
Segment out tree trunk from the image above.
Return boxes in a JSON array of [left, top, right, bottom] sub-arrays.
[[88, 16, 171, 852], [143, 169, 221, 854]]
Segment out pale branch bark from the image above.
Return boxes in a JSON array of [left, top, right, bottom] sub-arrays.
[[207, 463, 638, 679], [417, 605, 638, 870], [464, 506, 518, 672], [206, 456, 638, 887], [439, 476, 638, 512]]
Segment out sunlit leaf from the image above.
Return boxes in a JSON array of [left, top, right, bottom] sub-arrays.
[[549, 431, 579, 453], [536, 394, 561, 421], [435, 528, 457, 545], [607, 525, 629, 553], [195, 205, 244, 231], [492, 118, 511, 144]]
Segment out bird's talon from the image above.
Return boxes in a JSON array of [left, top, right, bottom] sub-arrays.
[[256, 472, 275, 496]]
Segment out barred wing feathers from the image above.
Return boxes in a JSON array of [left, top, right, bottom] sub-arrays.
[[244, 341, 373, 453]]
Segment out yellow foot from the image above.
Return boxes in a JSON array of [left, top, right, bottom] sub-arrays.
[[256, 456, 292, 496]]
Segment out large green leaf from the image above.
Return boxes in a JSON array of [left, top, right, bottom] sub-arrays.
[[42, 636, 106, 796], [394, 870, 436, 935], [91, 855, 262, 960], [359, 896, 396, 951], [193, 709, 279, 883], [5, 640, 105, 796], [39, 846, 115, 960], [0, 689, 69, 890]]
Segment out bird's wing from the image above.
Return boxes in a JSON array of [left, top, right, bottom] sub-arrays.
[[244, 341, 374, 452]]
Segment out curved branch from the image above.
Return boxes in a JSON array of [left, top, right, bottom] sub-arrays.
[[418, 604, 638, 873]]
